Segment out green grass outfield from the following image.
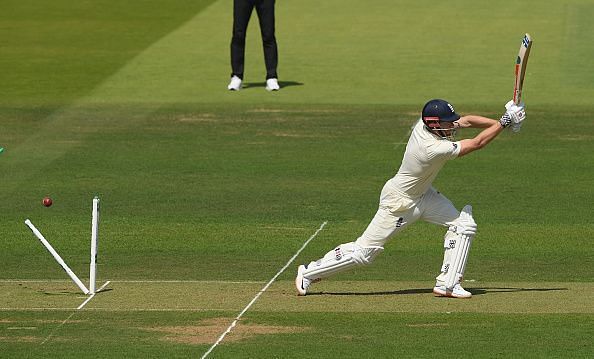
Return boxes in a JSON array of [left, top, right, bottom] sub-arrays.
[[1, 0, 593, 358]]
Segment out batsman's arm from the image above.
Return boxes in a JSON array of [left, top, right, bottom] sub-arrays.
[[454, 115, 497, 128], [456, 116, 504, 157]]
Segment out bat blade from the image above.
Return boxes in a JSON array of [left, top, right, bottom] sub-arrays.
[[513, 33, 533, 105]]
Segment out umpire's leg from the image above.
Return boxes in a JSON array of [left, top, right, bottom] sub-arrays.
[[255, 0, 278, 79], [231, 0, 256, 79]]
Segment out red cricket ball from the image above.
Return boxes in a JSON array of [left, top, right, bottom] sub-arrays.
[[42, 197, 53, 207]]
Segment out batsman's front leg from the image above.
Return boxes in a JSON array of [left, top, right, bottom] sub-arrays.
[[295, 242, 383, 296], [433, 205, 476, 299]]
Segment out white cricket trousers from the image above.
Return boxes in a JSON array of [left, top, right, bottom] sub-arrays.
[[355, 179, 460, 248]]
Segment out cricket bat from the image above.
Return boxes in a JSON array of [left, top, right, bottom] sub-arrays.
[[512, 33, 533, 105]]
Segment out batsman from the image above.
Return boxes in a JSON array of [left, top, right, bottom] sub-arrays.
[[296, 99, 526, 298]]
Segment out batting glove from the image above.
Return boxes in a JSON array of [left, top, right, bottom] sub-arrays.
[[499, 112, 513, 128], [501, 100, 526, 131]]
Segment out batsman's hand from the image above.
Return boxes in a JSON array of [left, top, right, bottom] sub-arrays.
[[501, 100, 526, 132]]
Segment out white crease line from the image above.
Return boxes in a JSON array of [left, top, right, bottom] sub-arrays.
[[41, 312, 75, 345], [96, 280, 111, 292], [111, 280, 266, 284], [76, 295, 94, 310], [0, 308, 79, 311], [40, 281, 110, 345], [0, 279, 76, 283], [200, 221, 327, 359], [0, 308, 221, 312], [0, 279, 265, 284], [76, 281, 110, 310], [393, 120, 417, 150]]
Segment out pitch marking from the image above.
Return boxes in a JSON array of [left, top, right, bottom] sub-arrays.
[[0, 279, 265, 284], [40, 312, 75, 345], [39, 281, 110, 345], [76, 281, 111, 310], [200, 221, 327, 359]]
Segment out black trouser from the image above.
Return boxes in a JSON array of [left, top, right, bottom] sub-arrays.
[[230, 0, 278, 80]]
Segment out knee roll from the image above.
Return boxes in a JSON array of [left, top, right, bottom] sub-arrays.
[[448, 204, 477, 236], [350, 244, 384, 265]]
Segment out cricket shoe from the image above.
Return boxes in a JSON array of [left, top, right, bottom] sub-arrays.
[[295, 264, 319, 296], [265, 78, 280, 91], [227, 76, 242, 91], [433, 283, 472, 299]]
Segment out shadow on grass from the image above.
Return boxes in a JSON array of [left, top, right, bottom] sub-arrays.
[[309, 288, 434, 296], [242, 80, 304, 89], [309, 287, 569, 296], [469, 287, 568, 296], [42, 291, 74, 296]]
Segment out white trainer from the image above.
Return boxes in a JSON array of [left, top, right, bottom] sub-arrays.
[[227, 76, 242, 91], [295, 265, 311, 296], [265, 78, 280, 91], [433, 283, 472, 298]]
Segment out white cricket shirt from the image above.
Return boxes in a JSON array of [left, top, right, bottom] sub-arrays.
[[389, 119, 461, 198]]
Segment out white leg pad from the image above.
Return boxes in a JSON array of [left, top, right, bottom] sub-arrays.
[[445, 233, 473, 289], [437, 205, 477, 289], [302, 242, 383, 280]]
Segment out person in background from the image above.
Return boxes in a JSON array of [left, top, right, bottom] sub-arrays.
[[228, 0, 279, 91]]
